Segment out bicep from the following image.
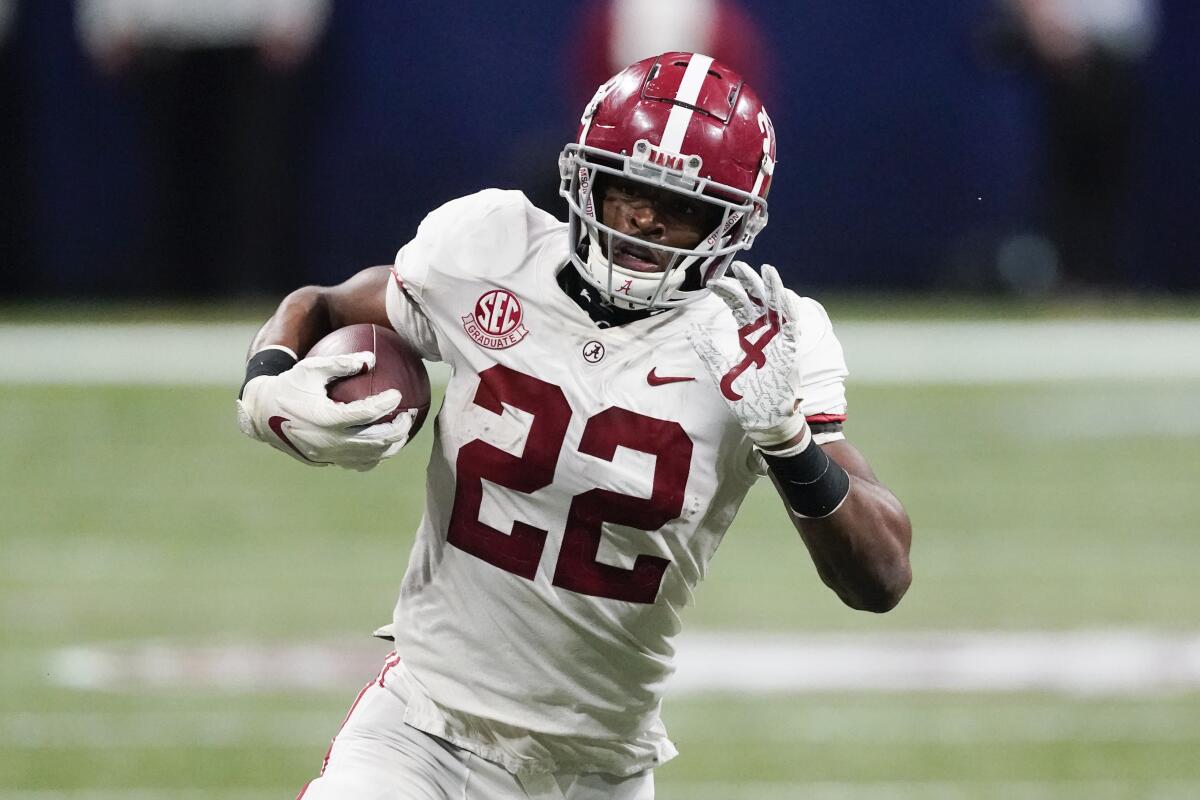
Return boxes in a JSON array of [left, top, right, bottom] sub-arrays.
[[324, 265, 393, 330], [325, 264, 443, 362]]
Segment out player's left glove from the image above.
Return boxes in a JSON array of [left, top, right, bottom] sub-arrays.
[[236, 352, 413, 472], [687, 262, 808, 450]]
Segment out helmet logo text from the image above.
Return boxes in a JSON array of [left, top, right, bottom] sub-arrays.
[[650, 151, 684, 171]]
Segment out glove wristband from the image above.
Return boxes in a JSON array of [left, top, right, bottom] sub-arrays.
[[762, 436, 851, 519], [239, 346, 299, 399], [754, 424, 812, 457], [747, 411, 809, 450]]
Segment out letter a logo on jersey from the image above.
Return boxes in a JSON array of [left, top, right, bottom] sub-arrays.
[[719, 311, 780, 401], [462, 288, 530, 350]]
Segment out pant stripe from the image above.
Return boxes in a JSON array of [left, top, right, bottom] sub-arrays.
[[303, 649, 400, 795]]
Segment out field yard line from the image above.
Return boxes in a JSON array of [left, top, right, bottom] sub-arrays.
[[0, 710, 330, 748], [667, 780, 1200, 800], [2, 320, 1198, 385], [6, 783, 1200, 800], [5, 703, 1200, 748], [1, 793, 279, 800], [45, 629, 1200, 696]]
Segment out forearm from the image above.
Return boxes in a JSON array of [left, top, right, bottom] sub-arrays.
[[765, 438, 912, 612], [246, 266, 393, 360], [783, 470, 912, 612], [247, 286, 336, 359]]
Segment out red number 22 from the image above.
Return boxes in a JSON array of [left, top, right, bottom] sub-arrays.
[[447, 365, 692, 604]]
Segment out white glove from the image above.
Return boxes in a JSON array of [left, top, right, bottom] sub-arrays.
[[687, 262, 808, 450], [236, 351, 415, 472]]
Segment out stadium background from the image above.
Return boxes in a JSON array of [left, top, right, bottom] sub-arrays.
[[2, 1, 1199, 798]]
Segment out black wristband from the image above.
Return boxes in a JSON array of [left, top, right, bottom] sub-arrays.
[[239, 348, 298, 399], [762, 437, 851, 519]]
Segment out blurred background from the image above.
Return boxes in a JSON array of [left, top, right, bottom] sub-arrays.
[[2, 0, 1198, 299], [2, 1, 1199, 798]]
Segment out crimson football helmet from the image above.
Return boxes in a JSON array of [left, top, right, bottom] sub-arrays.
[[559, 51, 776, 309]]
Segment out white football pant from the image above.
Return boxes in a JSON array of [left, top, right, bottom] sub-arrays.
[[296, 665, 654, 800]]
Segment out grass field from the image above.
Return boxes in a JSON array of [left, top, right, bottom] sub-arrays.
[[2, 317, 1199, 798]]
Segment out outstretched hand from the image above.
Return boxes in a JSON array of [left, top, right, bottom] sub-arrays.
[[687, 262, 808, 450]]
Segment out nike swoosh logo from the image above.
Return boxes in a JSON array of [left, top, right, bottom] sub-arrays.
[[267, 415, 317, 462], [647, 368, 696, 386]]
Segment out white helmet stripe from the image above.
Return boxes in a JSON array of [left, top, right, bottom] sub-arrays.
[[750, 168, 766, 199], [659, 53, 714, 154]]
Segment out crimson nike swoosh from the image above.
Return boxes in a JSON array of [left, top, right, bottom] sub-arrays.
[[647, 368, 696, 386], [267, 415, 317, 462]]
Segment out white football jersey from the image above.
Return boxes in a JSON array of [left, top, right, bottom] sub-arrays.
[[382, 189, 848, 776]]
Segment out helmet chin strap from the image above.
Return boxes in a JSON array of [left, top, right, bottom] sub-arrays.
[[583, 229, 686, 311]]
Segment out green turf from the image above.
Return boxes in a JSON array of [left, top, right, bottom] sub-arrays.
[[2, 376, 1199, 795]]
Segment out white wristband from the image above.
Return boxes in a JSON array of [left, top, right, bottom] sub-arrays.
[[753, 421, 812, 457], [248, 343, 299, 363], [746, 407, 810, 449]]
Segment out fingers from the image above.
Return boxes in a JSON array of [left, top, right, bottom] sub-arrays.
[[760, 264, 788, 327], [235, 398, 259, 440], [350, 409, 415, 444], [337, 411, 418, 471], [338, 389, 404, 425], [760, 264, 796, 318], [300, 351, 377, 382], [730, 261, 767, 304], [707, 278, 759, 327], [758, 264, 803, 346], [308, 388, 403, 428], [281, 425, 402, 471], [380, 437, 409, 460], [761, 264, 784, 310]]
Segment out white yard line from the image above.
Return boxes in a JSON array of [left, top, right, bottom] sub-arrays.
[[0, 711, 331, 748], [667, 780, 1200, 800], [1, 320, 1198, 385], [6, 783, 1200, 800], [1, 793, 280, 800], [6, 703, 1200, 749], [44, 629, 1200, 697], [671, 630, 1200, 695]]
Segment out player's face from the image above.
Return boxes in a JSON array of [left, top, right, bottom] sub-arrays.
[[600, 176, 722, 273]]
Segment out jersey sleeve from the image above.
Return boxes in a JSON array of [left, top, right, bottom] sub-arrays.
[[741, 294, 849, 478], [383, 189, 550, 362], [384, 273, 443, 362], [793, 295, 848, 444]]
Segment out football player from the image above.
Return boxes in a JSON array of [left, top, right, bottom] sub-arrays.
[[238, 52, 912, 799]]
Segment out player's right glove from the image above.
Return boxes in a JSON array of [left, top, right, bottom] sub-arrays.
[[687, 262, 809, 452], [236, 352, 413, 471]]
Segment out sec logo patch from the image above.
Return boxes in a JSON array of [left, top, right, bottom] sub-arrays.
[[462, 289, 530, 350]]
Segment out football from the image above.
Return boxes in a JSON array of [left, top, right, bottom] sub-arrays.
[[307, 323, 431, 434]]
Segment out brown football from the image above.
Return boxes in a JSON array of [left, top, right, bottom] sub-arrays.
[[307, 323, 430, 435]]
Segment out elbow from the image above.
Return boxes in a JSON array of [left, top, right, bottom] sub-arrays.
[[860, 560, 912, 613], [833, 557, 912, 614]]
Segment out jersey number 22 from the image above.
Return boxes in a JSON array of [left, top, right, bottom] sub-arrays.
[[447, 365, 692, 604]]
